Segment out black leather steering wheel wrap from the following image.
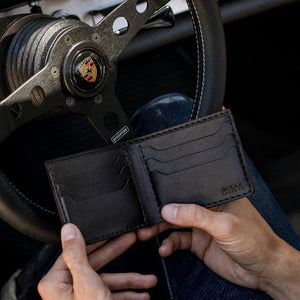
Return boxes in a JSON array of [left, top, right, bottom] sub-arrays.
[[0, 0, 226, 244], [187, 0, 226, 120]]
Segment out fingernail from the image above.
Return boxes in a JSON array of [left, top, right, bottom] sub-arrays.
[[61, 223, 78, 242], [162, 204, 179, 220]]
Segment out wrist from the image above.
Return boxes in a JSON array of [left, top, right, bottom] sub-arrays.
[[259, 239, 300, 300]]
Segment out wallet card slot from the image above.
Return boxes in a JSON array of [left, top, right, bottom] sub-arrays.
[[143, 119, 231, 153], [80, 178, 132, 202], [52, 152, 126, 180], [58, 172, 132, 201], [61, 163, 129, 186], [145, 136, 235, 175], [144, 132, 234, 165], [149, 147, 251, 208], [137, 114, 231, 151], [141, 121, 232, 163]]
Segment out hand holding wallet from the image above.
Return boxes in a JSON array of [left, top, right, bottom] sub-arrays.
[[46, 110, 254, 244]]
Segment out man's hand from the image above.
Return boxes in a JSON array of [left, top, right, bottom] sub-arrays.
[[38, 224, 157, 300], [138, 198, 300, 300]]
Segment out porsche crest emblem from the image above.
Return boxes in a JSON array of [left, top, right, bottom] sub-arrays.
[[78, 57, 97, 83]]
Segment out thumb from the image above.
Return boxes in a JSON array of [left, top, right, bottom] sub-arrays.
[[61, 224, 112, 299], [61, 223, 97, 281], [161, 204, 236, 239]]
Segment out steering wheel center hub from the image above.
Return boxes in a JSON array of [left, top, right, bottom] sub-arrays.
[[72, 50, 105, 93], [63, 43, 108, 98]]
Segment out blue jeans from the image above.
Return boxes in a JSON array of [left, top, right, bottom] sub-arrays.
[[3, 94, 300, 300]]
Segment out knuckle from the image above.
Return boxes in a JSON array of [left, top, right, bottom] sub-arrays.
[[124, 276, 133, 287], [37, 278, 48, 297], [189, 205, 207, 226]]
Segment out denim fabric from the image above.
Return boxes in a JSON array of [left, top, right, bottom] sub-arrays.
[[130, 93, 194, 135], [3, 93, 300, 300]]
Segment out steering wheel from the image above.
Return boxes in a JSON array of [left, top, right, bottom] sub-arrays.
[[0, 0, 226, 244]]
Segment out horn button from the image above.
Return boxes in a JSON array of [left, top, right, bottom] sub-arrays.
[[63, 46, 107, 98]]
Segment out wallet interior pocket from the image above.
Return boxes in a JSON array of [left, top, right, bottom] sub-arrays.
[[61, 179, 145, 243]]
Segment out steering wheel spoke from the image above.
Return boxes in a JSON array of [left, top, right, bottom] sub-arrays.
[[78, 89, 135, 145], [88, 101, 134, 144], [0, 65, 65, 142], [94, 0, 169, 62]]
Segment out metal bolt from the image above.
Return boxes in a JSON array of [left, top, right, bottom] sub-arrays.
[[92, 33, 100, 43], [64, 35, 72, 46], [94, 95, 103, 104], [31, 86, 45, 106], [51, 67, 59, 79], [66, 97, 75, 107]]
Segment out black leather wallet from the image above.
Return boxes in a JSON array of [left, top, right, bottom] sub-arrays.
[[46, 110, 254, 244]]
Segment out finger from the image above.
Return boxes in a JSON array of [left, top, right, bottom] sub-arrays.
[[87, 240, 107, 255], [89, 232, 136, 271], [61, 224, 111, 297], [159, 231, 193, 257], [61, 223, 91, 275], [61, 224, 105, 282], [101, 273, 157, 291], [161, 204, 238, 239], [113, 291, 150, 300], [137, 222, 179, 241]]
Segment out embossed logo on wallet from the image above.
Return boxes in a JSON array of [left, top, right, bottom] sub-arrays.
[[221, 183, 244, 196]]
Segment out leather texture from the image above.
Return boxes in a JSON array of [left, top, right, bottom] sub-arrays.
[[0, 0, 226, 244], [46, 110, 253, 244]]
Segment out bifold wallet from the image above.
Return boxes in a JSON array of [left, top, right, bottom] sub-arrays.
[[46, 110, 254, 244]]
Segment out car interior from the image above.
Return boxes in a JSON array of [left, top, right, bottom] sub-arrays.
[[0, 0, 299, 296]]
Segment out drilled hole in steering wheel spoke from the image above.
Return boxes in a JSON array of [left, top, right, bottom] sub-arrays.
[[112, 17, 129, 36], [136, 0, 148, 13], [10, 103, 22, 118]]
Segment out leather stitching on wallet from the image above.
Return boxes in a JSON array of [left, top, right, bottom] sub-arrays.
[[46, 163, 70, 222], [227, 116, 252, 200]]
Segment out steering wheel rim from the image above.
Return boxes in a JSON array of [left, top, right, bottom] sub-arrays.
[[0, 0, 226, 244]]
